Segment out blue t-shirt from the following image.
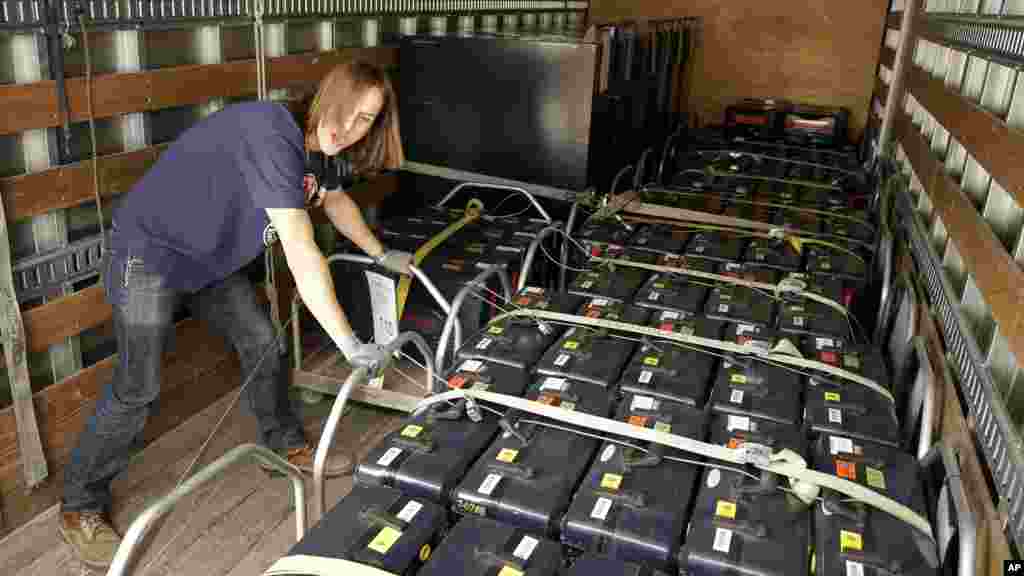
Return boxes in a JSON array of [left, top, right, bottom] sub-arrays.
[[112, 102, 306, 292]]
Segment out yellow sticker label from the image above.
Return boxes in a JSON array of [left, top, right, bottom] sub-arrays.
[[601, 473, 623, 490], [715, 500, 737, 519], [865, 467, 886, 490], [418, 544, 432, 562], [496, 448, 519, 463], [643, 356, 660, 366], [840, 530, 863, 553], [731, 373, 748, 384], [401, 425, 423, 438], [498, 567, 525, 576], [563, 340, 580, 350], [654, 282, 666, 289], [824, 392, 841, 402], [654, 421, 672, 433], [367, 526, 403, 554], [561, 402, 577, 412], [488, 325, 504, 335]]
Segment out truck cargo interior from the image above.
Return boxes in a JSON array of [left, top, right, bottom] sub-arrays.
[[0, 1, 1020, 574]]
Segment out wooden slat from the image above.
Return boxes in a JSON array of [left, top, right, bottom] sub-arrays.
[[64, 71, 152, 124], [0, 46, 398, 137], [0, 83, 60, 136], [148, 61, 258, 111], [265, 47, 399, 92], [23, 285, 111, 355], [880, 46, 896, 70], [907, 64, 1024, 207], [0, 145, 165, 222], [895, 113, 1024, 362]]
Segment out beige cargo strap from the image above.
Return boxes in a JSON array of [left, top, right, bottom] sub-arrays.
[[416, 388, 933, 540], [591, 256, 849, 318], [490, 308, 894, 404], [264, 555, 398, 576]]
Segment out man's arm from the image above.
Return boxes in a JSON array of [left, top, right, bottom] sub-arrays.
[[266, 208, 355, 348], [322, 190, 385, 260]]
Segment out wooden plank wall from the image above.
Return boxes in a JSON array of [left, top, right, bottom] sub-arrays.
[[587, 0, 890, 142], [0, 46, 399, 538]]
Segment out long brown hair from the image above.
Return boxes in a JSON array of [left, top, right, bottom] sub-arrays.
[[288, 60, 403, 176]]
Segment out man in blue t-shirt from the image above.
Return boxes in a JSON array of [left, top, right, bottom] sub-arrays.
[[58, 61, 411, 568]]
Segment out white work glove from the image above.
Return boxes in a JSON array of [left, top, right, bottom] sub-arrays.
[[337, 333, 389, 371], [375, 249, 414, 275]]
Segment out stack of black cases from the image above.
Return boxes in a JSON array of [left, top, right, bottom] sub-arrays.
[[277, 123, 939, 576]]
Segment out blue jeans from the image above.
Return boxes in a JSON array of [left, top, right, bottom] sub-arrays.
[[62, 236, 306, 513]]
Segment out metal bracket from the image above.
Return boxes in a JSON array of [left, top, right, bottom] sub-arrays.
[[11, 234, 104, 303]]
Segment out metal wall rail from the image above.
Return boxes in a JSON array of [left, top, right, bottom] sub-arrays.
[[0, 0, 588, 29], [11, 234, 104, 304], [918, 13, 1024, 68], [894, 181, 1024, 552]]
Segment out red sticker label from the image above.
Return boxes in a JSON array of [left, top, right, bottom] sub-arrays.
[[659, 322, 675, 332], [820, 351, 839, 365], [448, 375, 467, 389]]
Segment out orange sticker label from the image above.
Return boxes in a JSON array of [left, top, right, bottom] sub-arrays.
[[516, 297, 531, 305], [835, 459, 857, 480], [628, 415, 649, 428], [727, 438, 745, 449], [448, 375, 467, 389], [587, 310, 601, 318], [537, 394, 558, 406]]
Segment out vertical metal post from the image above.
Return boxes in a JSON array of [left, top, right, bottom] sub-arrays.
[[879, 0, 923, 152], [14, 30, 83, 386], [195, 24, 225, 116]]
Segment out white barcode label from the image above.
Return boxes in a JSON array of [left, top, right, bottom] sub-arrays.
[[727, 415, 750, 432], [554, 353, 570, 367], [648, 292, 661, 301], [736, 324, 755, 335], [377, 447, 403, 467], [496, 245, 521, 253], [525, 286, 544, 294], [713, 527, 733, 553], [730, 389, 745, 404], [590, 497, 613, 521], [630, 395, 657, 411], [845, 560, 865, 576], [541, 377, 568, 392], [512, 535, 539, 560], [478, 473, 502, 495], [817, 337, 835, 348], [591, 298, 609, 307], [476, 338, 493, 350], [829, 435, 854, 455], [395, 500, 423, 522], [660, 310, 680, 320], [828, 408, 843, 424], [638, 370, 654, 384], [580, 280, 594, 289], [793, 316, 805, 327], [718, 303, 730, 313], [459, 360, 484, 373]]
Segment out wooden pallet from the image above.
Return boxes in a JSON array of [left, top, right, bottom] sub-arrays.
[[292, 345, 432, 413]]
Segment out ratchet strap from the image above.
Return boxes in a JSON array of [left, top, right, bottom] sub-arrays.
[[591, 256, 851, 319], [395, 199, 485, 319], [490, 308, 893, 403], [644, 185, 876, 234], [416, 388, 932, 540], [264, 555, 397, 576], [704, 166, 841, 190]]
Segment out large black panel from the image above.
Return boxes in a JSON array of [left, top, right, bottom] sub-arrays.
[[400, 34, 598, 191]]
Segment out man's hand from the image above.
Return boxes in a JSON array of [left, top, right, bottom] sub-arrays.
[[376, 250, 414, 275]]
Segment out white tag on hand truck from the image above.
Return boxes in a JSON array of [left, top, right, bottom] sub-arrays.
[[364, 271, 398, 389]]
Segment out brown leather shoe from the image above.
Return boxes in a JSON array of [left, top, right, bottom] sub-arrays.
[[58, 508, 122, 569], [262, 444, 354, 478]]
